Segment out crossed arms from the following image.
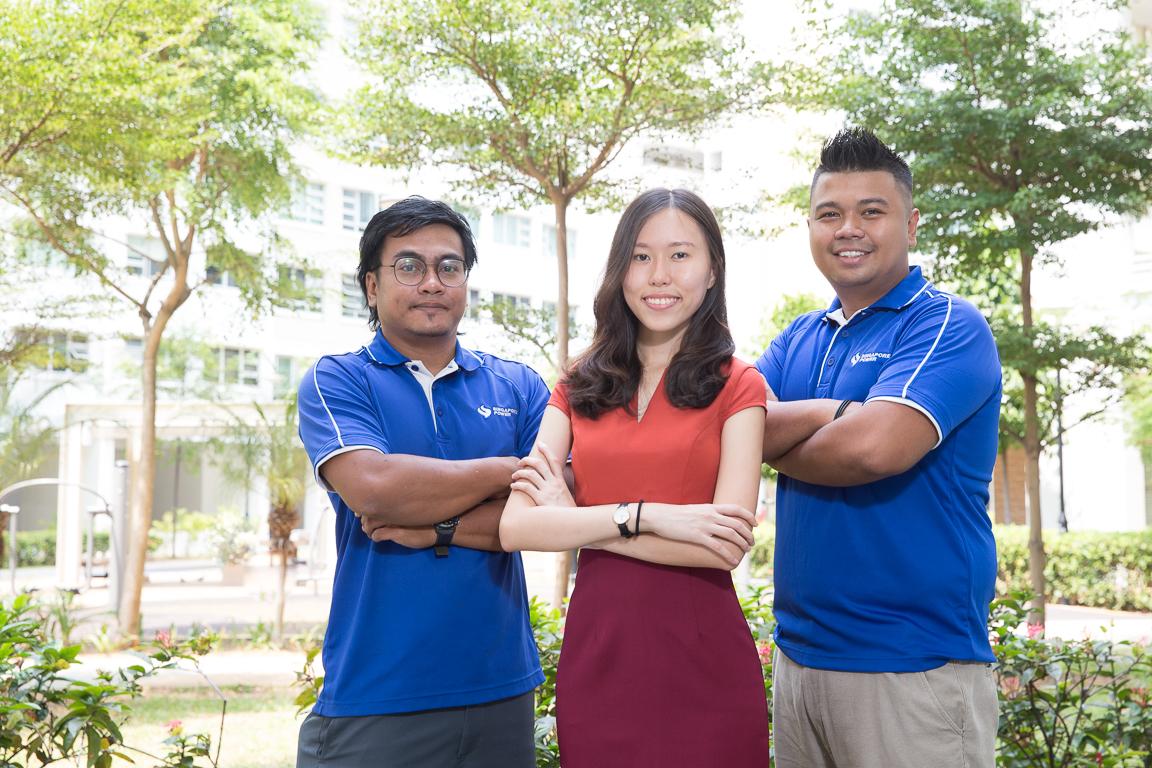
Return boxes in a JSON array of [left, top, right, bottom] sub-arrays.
[[761, 394, 938, 485], [320, 450, 518, 551]]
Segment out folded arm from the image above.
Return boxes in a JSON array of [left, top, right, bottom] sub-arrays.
[[321, 449, 517, 527], [500, 406, 762, 570], [769, 399, 938, 485]]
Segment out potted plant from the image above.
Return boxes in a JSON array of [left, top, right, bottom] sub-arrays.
[[208, 508, 259, 586]]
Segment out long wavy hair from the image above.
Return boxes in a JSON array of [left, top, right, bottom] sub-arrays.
[[565, 188, 735, 419]]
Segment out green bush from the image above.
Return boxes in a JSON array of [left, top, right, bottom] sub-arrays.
[[0, 592, 219, 768], [747, 524, 774, 580], [992, 592, 1152, 767], [12, 528, 164, 567], [996, 526, 1152, 611]]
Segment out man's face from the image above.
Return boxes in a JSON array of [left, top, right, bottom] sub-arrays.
[[364, 224, 468, 345], [808, 170, 919, 313]]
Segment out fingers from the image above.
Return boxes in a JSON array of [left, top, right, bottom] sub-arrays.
[[510, 480, 548, 505], [537, 442, 566, 478]]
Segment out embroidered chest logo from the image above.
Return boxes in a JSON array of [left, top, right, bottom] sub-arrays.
[[850, 351, 892, 366], [477, 404, 517, 418]]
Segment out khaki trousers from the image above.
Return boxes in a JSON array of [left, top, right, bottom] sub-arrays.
[[772, 649, 998, 768]]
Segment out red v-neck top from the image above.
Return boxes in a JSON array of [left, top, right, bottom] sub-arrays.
[[548, 357, 770, 767]]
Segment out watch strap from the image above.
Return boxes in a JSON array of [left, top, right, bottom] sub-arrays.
[[615, 502, 634, 539], [434, 516, 460, 557]]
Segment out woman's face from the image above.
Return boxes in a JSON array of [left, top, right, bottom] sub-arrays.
[[622, 207, 716, 346]]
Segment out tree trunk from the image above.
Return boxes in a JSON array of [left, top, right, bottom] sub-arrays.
[[1019, 240, 1047, 629], [551, 195, 573, 611], [276, 547, 288, 641], [118, 322, 161, 639], [117, 240, 192, 638]]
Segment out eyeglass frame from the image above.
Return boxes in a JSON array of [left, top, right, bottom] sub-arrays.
[[381, 256, 470, 287]]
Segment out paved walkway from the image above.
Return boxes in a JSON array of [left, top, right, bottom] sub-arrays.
[[9, 555, 1151, 690]]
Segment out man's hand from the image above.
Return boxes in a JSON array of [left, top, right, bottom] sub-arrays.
[[366, 524, 436, 548]]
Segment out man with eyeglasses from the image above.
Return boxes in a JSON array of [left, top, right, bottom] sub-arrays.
[[296, 197, 546, 768]]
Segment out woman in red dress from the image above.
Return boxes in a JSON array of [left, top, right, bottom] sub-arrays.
[[501, 189, 770, 767]]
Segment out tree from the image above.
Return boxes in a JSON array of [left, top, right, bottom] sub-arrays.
[[345, 0, 753, 607], [748, 292, 825, 358], [0, 0, 323, 637], [211, 397, 309, 641], [786, 0, 1152, 625], [477, 299, 584, 383]]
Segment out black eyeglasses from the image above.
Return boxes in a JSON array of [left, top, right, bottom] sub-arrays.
[[383, 257, 469, 287]]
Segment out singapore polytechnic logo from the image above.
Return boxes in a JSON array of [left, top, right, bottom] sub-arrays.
[[477, 404, 517, 418]]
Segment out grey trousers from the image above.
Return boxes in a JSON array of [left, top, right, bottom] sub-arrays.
[[295, 691, 535, 768], [772, 649, 998, 768]]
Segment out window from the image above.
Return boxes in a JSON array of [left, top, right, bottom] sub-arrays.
[[642, 144, 705, 172], [287, 181, 325, 226], [274, 355, 312, 398], [491, 292, 531, 310], [545, 225, 577, 260], [20, 328, 90, 373], [492, 214, 531, 248], [455, 205, 481, 238], [342, 189, 378, 231], [341, 273, 363, 318], [205, 347, 259, 387], [468, 288, 481, 320], [126, 235, 167, 277], [543, 301, 579, 334], [205, 265, 239, 287], [278, 266, 323, 312]]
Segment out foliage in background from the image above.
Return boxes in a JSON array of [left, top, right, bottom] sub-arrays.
[[997, 527, 1152, 613], [0, 0, 324, 638], [475, 300, 586, 384], [210, 396, 309, 640], [342, 0, 763, 608], [206, 509, 259, 566], [0, 592, 220, 768], [992, 592, 1152, 767], [783, 0, 1152, 625]]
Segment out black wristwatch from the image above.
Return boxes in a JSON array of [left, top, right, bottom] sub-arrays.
[[434, 516, 460, 557]]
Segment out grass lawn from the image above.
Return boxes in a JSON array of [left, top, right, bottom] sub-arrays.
[[115, 685, 303, 768]]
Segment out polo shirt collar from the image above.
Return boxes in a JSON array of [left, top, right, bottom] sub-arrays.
[[824, 266, 931, 325], [363, 330, 482, 372]]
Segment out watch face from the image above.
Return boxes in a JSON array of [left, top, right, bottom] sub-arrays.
[[612, 506, 630, 525]]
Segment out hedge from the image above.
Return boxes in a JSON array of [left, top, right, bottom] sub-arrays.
[[995, 525, 1152, 612], [748, 524, 1152, 612]]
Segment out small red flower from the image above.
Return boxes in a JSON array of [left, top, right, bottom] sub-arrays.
[[166, 719, 183, 736], [1026, 623, 1044, 639]]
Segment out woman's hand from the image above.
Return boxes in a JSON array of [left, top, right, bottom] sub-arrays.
[[510, 442, 575, 508], [645, 503, 756, 556]]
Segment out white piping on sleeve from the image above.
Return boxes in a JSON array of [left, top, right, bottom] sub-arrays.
[[901, 296, 952, 398], [868, 395, 944, 448], [314, 445, 384, 490], [312, 361, 344, 447]]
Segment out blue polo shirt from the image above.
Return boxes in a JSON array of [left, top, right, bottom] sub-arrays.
[[297, 331, 547, 715], [756, 267, 1001, 672]]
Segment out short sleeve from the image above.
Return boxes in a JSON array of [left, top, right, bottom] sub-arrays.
[[755, 324, 793, 397], [515, 369, 552, 457], [867, 297, 1001, 444], [547, 381, 571, 417], [723, 361, 768, 420], [297, 356, 389, 488]]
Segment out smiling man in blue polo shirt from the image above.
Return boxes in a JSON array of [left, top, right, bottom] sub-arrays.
[[295, 197, 546, 768], [757, 129, 1002, 768]]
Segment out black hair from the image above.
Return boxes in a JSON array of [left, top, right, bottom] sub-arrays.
[[811, 127, 913, 204], [564, 188, 734, 419], [357, 196, 477, 329]]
